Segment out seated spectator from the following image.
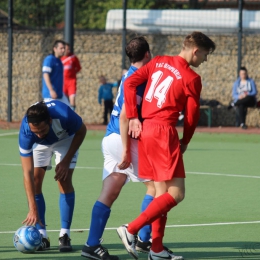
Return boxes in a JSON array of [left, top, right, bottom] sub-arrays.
[[229, 67, 257, 129]]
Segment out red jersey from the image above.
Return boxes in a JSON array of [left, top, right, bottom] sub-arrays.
[[124, 55, 202, 145], [61, 53, 81, 79]]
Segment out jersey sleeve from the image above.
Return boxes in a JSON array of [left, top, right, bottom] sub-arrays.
[[74, 56, 81, 73], [182, 76, 202, 145], [42, 56, 52, 74], [19, 118, 36, 157], [124, 61, 151, 119]]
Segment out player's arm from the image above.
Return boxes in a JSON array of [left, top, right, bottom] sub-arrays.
[[43, 73, 57, 99], [20, 156, 40, 226], [74, 56, 81, 74], [54, 123, 87, 181], [181, 77, 202, 151], [118, 104, 131, 170], [124, 62, 151, 138], [180, 96, 200, 153]]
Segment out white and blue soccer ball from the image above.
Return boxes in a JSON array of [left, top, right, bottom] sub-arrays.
[[13, 226, 42, 253]]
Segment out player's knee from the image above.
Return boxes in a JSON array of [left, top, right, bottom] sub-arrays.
[[175, 190, 185, 203], [144, 181, 156, 196], [98, 189, 120, 207], [169, 190, 185, 204]]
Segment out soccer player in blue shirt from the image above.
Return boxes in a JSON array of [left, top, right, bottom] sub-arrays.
[[42, 40, 70, 106], [81, 36, 152, 259], [81, 36, 157, 260], [19, 100, 86, 252]]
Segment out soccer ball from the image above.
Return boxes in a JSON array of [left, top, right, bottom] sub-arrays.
[[13, 226, 42, 253]]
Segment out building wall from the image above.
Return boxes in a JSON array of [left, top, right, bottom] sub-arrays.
[[0, 30, 259, 127]]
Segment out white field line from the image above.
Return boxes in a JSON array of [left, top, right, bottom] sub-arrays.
[[1, 163, 260, 179], [187, 171, 260, 179], [1, 220, 260, 234], [0, 132, 19, 136], [0, 163, 103, 170]]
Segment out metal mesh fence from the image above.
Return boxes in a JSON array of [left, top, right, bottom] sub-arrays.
[[1, 0, 260, 125], [0, 1, 260, 32]]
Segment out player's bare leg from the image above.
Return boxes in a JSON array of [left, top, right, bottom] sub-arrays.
[[82, 172, 126, 259], [98, 172, 127, 207], [146, 179, 184, 259], [119, 179, 185, 259], [57, 168, 74, 194], [69, 94, 76, 111], [156, 177, 185, 203], [135, 181, 155, 254], [34, 167, 46, 194], [143, 180, 155, 197]]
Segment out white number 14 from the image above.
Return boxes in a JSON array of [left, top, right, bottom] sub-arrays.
[[145, 71, 173, 108]]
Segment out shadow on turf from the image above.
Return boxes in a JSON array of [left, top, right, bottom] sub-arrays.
[[77, 242, 260, 259], [162, 241, 260, 259], [4, 241, 260, 259]]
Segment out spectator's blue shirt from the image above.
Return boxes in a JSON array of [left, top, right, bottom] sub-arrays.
[[42, 54, 64, 99], [232, 77, 257, 102], [98, 82, 118, 103], [19, 100, 83, 157], [106, 66, 146, 136]]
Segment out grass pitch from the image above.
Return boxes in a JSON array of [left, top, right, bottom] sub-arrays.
[[0, 129, 259, 259]]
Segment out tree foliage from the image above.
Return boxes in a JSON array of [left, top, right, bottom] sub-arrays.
[[0, 0, 179, 30]]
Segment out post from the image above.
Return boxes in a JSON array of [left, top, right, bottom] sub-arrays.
[[7, 0, 13, 122], [189, 0, 199, 9], [122, 0, 127, 69], [64, 0, 74, 52], [237, 0, 243, 77]]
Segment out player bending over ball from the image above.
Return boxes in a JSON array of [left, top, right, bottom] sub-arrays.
[[19, 100, 86, 252]]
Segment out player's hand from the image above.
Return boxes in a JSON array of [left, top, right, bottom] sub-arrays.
[[50, 89, 58, 99], [22, 210, 43, 227], [179, 139, 188, 154], [128, 118, 142, 139], [118, 149, 131, 170], [54, 162, 70, 181]]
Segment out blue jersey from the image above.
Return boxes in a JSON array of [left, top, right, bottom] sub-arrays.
[[19, 100, 83, 157], [42, 54, 64, 99], [98, 82, 118, 103], [106, 66, 146, 136]]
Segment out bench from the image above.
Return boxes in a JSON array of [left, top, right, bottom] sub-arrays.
[[200, 105, 212, 127]]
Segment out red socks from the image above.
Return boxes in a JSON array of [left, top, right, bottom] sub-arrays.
[[151, 214, 167, 252], [128, 193, 177, 235]]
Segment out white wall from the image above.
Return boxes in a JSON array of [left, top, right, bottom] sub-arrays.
[[106, 9, 260, 33]]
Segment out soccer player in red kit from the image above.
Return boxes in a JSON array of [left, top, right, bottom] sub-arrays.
[[61, 43, 81, 111], [117, 31, 216, 260]]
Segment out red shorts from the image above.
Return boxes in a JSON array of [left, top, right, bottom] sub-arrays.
[[138, 120, 185, 181], [63, 78, 77, 97]]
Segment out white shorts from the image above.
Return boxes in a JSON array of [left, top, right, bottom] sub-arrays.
[[102, 133, 150, 183], [33, 135, 78, 170]]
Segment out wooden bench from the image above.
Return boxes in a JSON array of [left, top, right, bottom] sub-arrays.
[[200, 105, 212, 127]]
